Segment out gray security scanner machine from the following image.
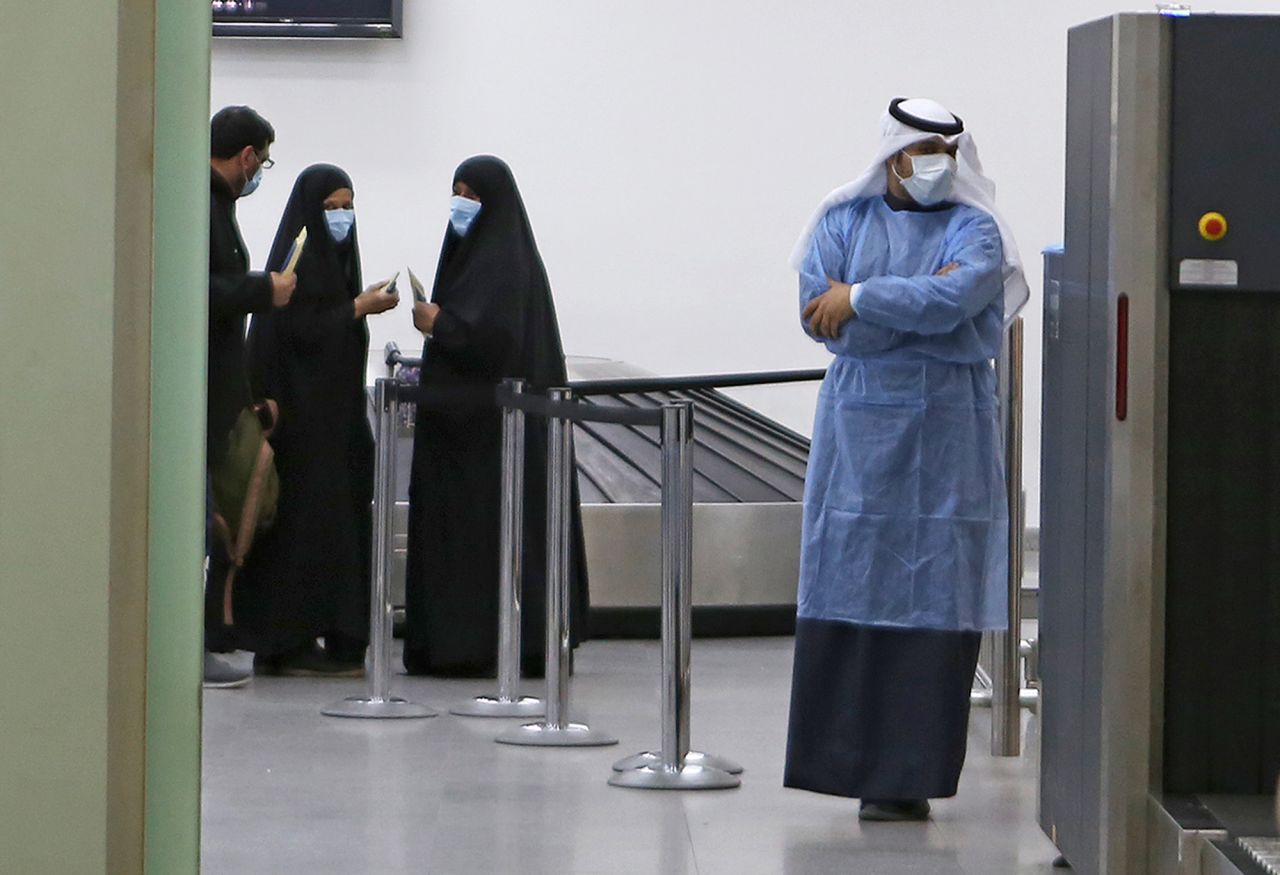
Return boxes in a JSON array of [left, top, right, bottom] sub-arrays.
[[1040, 12, 1280, 875]]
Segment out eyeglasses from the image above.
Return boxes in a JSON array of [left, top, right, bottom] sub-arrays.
[[256, 151, 275, 170]]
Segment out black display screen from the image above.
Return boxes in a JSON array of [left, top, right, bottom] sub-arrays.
[[212, 0, 402, 39]]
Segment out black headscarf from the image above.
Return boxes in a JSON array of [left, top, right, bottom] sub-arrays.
[[250, 164, 363, 401], [266, 163, 362, 298], [423, 155, 568, 388]]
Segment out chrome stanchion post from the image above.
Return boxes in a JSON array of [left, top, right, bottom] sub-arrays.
[[989, 317, 1025, 754], [323, 378, 436, 720], [497, 388, 616, 747], [610, 401, 740, 789], [453, 379, 543, 718]]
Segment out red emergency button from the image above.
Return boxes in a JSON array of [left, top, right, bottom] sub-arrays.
[[1199, 211, 1228, 241]]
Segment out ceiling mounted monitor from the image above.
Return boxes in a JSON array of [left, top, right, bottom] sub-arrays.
[[212, 0, 403, 39]]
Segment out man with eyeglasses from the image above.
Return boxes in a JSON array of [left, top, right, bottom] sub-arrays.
[[204, 105, 295, 687]]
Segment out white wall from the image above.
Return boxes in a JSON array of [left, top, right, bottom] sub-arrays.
[[212, 1, 1280, 528]]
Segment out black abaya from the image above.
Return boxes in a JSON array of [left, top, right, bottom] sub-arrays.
[[404, 155, 588, 677], [236, 164, 372, 659]]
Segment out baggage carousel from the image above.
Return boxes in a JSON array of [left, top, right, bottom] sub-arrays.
[[381, 356, 810, 637]]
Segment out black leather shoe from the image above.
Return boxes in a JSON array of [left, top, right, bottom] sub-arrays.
[[858, 799, 932, 822], [255, 643, 364, 678]]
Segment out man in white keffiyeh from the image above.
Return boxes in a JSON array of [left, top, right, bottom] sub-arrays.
[[784, 98, 1023, 822]]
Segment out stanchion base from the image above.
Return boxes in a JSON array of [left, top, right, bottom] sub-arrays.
[[449, 696, 544, 718], [612, 750, 743, 775], [495, 722, 618, 747], [321, 696, 437, 719], [607, 762, 741, 790]]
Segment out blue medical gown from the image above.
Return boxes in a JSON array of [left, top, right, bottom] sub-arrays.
[[797, 197, 1008, 631]]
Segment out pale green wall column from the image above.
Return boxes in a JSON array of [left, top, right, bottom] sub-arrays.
[[0, 1, 208, 871], [147, 0, 212, 871]]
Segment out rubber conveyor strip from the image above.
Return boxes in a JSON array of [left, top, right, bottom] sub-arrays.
[[1240, 838, 1280, 875]]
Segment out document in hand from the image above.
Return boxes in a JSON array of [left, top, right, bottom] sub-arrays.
[[282, 226, 308, 276], [383, 271, 400, 295], [408, 267, 427, 303]]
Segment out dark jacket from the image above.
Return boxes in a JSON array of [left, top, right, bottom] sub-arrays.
[[208, 170, 273, 466]]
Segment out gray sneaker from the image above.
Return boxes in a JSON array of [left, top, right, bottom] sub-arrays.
[[203, 651, 253, 689]]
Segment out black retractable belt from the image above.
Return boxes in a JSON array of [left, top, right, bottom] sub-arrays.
[[394, 381, 500, 413], [567, 369, 828, 397], [493, 384, 665, 428], [391, 379, 669, 424]]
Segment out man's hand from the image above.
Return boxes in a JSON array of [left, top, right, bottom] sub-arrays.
[[935, 262, 961, 277], [353, 280, 400, 319], [414, 301, 441, 335], [270, 271, 297, 308], [802, 278, 855, 340]]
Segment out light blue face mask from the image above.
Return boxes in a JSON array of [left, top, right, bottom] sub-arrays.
[[325, 208, 355, 243], [241, 166, 263, 198], [893, 152, 957, 206], [449, 195, 482, 236]]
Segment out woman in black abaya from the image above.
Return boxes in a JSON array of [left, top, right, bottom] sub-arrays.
[[239, 164, 400, 675], [405, 155, 588, 677]]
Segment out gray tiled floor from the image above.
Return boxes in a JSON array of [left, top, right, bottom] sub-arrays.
[[202, 638, 1060, 874]]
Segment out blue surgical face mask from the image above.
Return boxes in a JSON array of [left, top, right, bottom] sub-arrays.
[[449, 195, 482, 236], [325, 208, 355, 243], [894, 152, 957, 206], [241, 166, 263, 198]]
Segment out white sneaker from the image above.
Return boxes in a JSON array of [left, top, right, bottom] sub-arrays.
[[203, 651, 253, 689]]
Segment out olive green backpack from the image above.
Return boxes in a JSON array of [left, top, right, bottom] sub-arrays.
[[210, 400, 280, 624]]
